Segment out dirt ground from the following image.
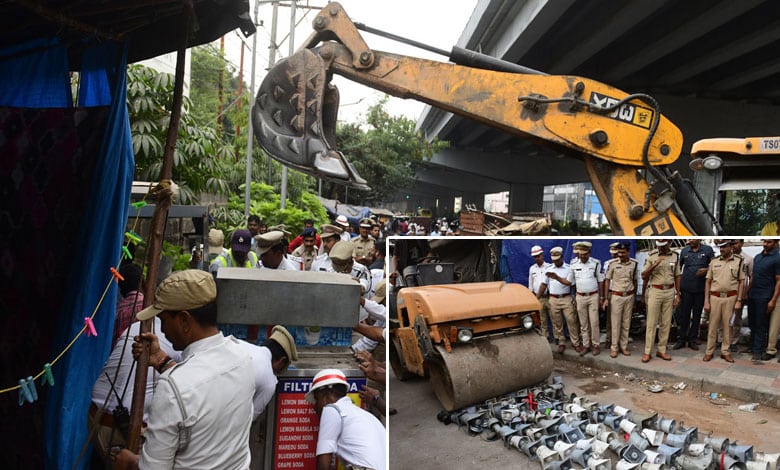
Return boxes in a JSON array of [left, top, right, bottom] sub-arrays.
[[388, 359, 780, 469], [556, 360, 780, 448]]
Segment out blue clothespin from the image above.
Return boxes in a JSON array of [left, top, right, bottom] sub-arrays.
[[42, 363, 55, 387], [25, 376, 38, 402], [18, 378, 34, 405]]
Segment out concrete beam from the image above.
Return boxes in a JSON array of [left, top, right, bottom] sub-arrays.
[[603, 0, 764, 82], [547, 0, 673, 74], [423, 147, 588, 185]]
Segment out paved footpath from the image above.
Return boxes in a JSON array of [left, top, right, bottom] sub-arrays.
[[559, 338, 780, 409]]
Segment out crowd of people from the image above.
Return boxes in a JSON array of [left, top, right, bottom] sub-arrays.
[[528, 239, 780, 365], [91, 213, 389, 469]]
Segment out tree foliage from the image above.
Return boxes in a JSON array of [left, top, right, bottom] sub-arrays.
[[127, 63, 236, 203], [212, 182, 329, 237], [330, 98, 448, 205]]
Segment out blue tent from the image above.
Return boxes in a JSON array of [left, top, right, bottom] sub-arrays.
[[0, 2, 254, 468]]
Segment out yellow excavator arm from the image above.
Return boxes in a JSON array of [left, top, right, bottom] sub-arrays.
[[253, 2, 713, 235]]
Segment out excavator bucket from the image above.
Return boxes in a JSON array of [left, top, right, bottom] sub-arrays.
[[252, 48, 370, 190]]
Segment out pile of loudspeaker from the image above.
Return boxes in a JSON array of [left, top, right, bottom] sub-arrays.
[[436, 376, 779, 470]]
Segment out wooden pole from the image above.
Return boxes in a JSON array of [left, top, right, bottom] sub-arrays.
[[127, 1, 193, 453]]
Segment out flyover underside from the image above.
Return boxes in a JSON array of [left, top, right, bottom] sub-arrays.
[[410, 95, 780, 213]]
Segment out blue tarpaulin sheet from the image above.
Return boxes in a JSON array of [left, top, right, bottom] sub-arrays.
[[500, 239, 637, 287], [0, 38, 133, 468]]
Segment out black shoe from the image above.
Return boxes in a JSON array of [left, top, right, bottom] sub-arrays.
[[672, 341, 686, 350], [760, 353, 776, 361]]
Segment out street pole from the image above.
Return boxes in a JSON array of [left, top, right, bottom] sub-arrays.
[[244, 0, 260, 218], [267, 1, 279, 185], [280, 0, 296, 210]]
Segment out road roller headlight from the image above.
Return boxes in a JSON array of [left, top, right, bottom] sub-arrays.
[[456, 327, 474, 343], [522, 315, 534, 330]]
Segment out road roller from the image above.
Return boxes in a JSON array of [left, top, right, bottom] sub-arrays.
[[390, 278, 554, 411]]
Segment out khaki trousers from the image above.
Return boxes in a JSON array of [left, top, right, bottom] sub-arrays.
[[87, 408, 127, 467], [538, 297, 551, 338], [576, 293, 600, 348], [645, 288, 675, 354], [766, 302, 780, 355], [706, 295, 736, 356], [549, 296, 580, 346], [610, 295, 634, 352]]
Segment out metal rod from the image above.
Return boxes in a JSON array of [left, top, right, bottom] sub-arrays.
[[280, 0, 295, 210], [245, 0, 260, 218], [354, 22, 450, 57]]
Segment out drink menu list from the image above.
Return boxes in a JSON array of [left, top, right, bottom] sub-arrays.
[[274, 377, 367, 469]]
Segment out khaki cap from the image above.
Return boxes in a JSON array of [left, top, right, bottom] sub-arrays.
[[255, 230, 287, 255], [269, 325, 298, 361], [207, 229, 224, 255], [372, 279, 387, 304], [136, 270, 216, 321], [550, 247, 563, 260], [359, 217, 373, 228], [320, 224, 343, 239], [267, 224, 292, 238], [329, 240, 354, 263]]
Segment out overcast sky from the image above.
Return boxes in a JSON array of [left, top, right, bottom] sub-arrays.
[[233, 0, 479, 123]]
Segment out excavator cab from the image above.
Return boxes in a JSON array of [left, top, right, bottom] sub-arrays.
[[690, 137, 780, 235]]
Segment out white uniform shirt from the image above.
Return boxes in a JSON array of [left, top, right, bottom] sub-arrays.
[[541, 263, 572, 296], [239, 342, 278, 419], [311, 253, 332, 272], [140, 333, 254, 469], [529, 261, 552, 295], [91, 319, 181, 422], [316, 396, 386, 470], [351, 262, 372, 295], [259, 256, 300, 271], [352, 299, 386, 352], [567, 257, 604, 293], [339, 232, 351, 242]]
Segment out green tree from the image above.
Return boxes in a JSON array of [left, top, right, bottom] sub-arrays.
[[721, 190, 766, 235], [127, 64, 236, 203], [212, 182, 329, 238], [329, 98, 448, 205]]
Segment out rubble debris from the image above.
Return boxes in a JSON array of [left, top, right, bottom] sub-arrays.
[[738, 403, 759, 412], [647, 383, 664, 393]]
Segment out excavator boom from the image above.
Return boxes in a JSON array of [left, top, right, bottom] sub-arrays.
[[253, 2, 712, 235]]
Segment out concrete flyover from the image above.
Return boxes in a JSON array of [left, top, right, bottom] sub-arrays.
[[409, 0, 780, 214]]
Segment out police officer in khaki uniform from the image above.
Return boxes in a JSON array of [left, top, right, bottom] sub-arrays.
[[703, 240, 745, 363], [641, 239, 681, 363], [529, 245, 553, 342], [567, 241, 604, 356], [602, 242, 638, 358], [352, 217, 376, 266], [602, 242, 620, 349], [537, 246, 581, 353]]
